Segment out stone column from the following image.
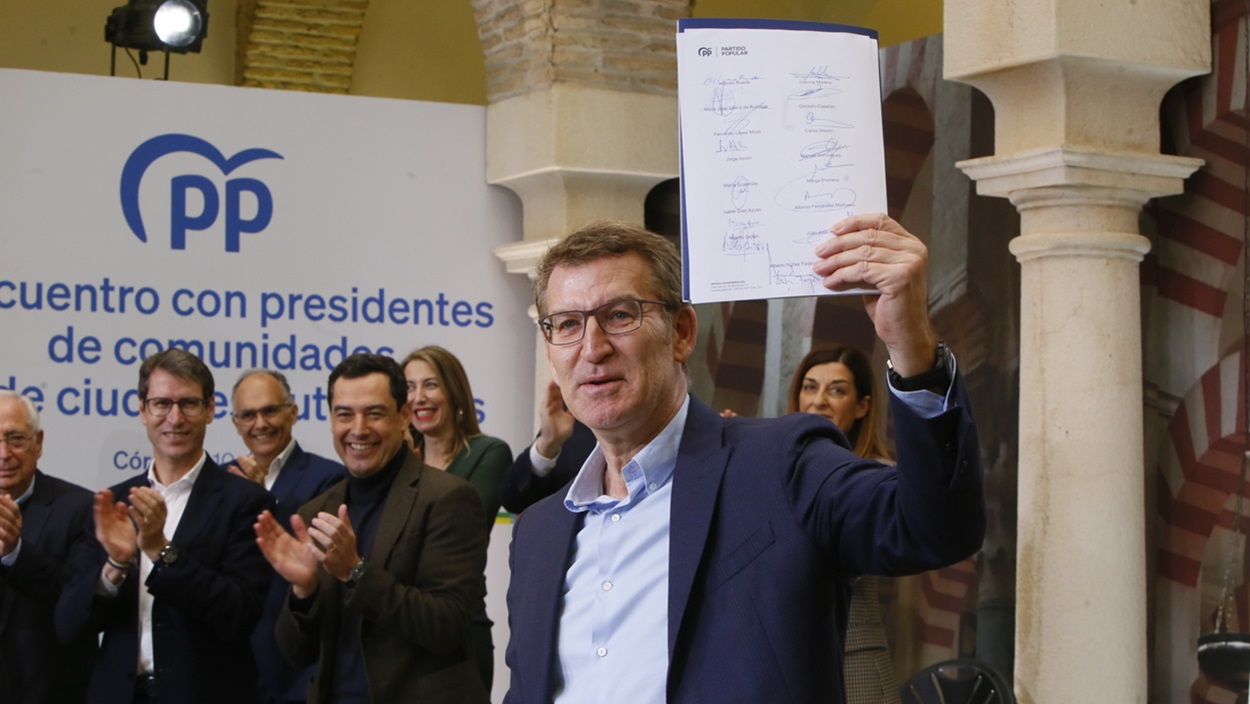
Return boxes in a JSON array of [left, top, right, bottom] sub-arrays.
[[943, 2, 1210, 703], [474, 0, 692, 397]]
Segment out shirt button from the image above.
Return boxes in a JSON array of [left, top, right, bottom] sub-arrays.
[[648, 482, 658, 491], [610, 514, 621, 522], [597, 647, 608, 657], [602, 581, 613, 591]]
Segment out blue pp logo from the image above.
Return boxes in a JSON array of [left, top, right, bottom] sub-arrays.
[[119, 134, 283, 252]]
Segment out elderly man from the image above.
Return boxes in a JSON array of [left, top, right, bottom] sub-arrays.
[[503, 214, 986, 704], [255, 353, 490, 704], [0, 391, 97, 703], [227, 369, 344, 704], [56, 348, 275, 704]]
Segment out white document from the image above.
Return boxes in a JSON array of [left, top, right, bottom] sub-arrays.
[[677, 19, 886, 303]]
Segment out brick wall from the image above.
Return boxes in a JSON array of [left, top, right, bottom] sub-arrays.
[[240, 0, 368, 93]]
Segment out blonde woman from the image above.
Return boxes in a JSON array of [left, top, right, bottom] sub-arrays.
[[402, 345, 511, 691]]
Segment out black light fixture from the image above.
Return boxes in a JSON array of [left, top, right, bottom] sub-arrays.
[[105, 0, 209, 79]]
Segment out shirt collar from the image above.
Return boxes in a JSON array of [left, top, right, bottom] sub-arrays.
[[564, 395, 690, 513], [12, 472, 36, 506], [147, 452, 208, 491], [270, 438, 297, 474]]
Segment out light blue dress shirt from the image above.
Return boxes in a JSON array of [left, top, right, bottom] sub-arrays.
[[554, 397, 689, 703]]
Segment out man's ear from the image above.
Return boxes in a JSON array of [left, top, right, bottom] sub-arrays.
[[672, 305, 698, 363]]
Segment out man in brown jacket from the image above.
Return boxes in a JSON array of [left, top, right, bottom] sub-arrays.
[[255, 353, 489, 704]]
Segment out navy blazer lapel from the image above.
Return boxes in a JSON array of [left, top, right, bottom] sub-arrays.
[[18, 471, 55, 551], [521, 501, 583, 698], [173, 460, 224, 546], [667, 398, 732, 659], [270, 442, 309, 504]]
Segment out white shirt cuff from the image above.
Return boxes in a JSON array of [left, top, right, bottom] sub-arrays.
[[528, 443, 559, 478]]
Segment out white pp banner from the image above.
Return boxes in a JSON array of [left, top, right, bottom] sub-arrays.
[[0, 68, 534, 490]]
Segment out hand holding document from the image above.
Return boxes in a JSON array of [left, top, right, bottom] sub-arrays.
[[677, 19, 887, 303]]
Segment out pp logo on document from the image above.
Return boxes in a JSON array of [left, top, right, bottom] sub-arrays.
[[119, 134, 284, 253]]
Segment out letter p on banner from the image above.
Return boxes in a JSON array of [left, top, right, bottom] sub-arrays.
[[170, 175, 220, 250], [225, 178, 273, 253]]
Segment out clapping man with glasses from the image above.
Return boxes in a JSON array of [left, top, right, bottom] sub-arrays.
[[226, 369, 344, 704], [56, 348, 275, 704]]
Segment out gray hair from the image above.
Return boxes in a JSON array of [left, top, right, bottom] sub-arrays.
[[0, 390, 40, 434], [231, 369, 294, 404]]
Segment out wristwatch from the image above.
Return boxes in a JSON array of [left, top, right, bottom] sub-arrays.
[[887, 341, 953, 392], [157, 542, 179, 565], [345, 560, 367, 588]]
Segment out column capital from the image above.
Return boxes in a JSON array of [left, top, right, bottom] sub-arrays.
[[959, 146, 1204, 201], [959, 146, 1203, 234], [491, 238, 560, 279], [486, 85, 678, 241]]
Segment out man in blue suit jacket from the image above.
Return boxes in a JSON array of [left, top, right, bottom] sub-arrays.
[[226, 369, 345, 704], [500, 380, 597, 515], [0, 391, 97, 703], [56, 349, 275, 704], [504, 215, 985, 704]]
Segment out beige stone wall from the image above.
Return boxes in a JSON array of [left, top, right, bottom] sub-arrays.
[[472, 0, 690, 103]]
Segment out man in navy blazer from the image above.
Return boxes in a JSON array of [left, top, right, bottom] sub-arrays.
[[0, 391, 97, 703], [226, 369, 345, 704], [500, 381, 597, 515], [504, 215, 986, 704], [56, 349, 275, 704]]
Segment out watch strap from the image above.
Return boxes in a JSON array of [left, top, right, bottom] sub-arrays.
[[887, 341, 952, 392]]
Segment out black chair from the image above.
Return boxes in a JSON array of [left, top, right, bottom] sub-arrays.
[[900, 658, 1016, 704]]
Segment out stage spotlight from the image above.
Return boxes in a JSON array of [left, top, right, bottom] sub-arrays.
[[105, 0, 209, 78]]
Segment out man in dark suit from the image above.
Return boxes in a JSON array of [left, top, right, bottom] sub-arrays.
[[500, 380, 596, 514], [226, 369, 344, 704], [56, 348, 275, 704], [504, 215, 986, 703], [254, 353, 489, 704], [0, 390, 97, 703]]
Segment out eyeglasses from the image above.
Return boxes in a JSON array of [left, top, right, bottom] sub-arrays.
[[232, 403, 292, 424], [0, 433, 35, 450], [539, 298, 671, 346], [143, 397, 208, 418]]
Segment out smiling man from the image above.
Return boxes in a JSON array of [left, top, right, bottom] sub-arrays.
[[254, 353, 489, 704], [56, 348, 275, 704], [227, 369, 344, 704], [503, 216, 986, 704]]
